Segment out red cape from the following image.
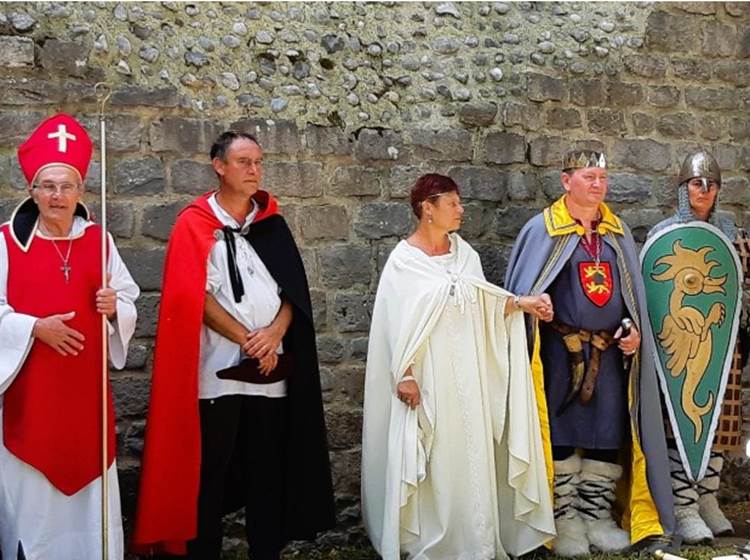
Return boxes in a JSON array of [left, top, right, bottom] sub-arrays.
[[132, 191, 278, 555]]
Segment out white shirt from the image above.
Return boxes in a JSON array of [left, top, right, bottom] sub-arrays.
[[198, 194, 286, 399]]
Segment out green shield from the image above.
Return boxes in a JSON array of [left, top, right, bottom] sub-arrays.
[[641, 222, 741, 482]]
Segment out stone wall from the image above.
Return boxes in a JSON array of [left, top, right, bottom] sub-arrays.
[[0, 1, 749, 555]]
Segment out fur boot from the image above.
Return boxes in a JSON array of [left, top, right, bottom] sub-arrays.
[[578, 459, 631, 553], [697, 452, 733, 536], [669, 448, 713, 544], [552, 454, 589, 557]]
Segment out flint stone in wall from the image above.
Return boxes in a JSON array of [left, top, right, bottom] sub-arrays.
[[612, 139, 671, 172], [78, 114, 144, 153], [264, 162, 323, 198], [618, 208, 671, 243], [526, 72, 565, 102], [721, 177, 750, 207], [685, 88, 738, 110], [309, 288, 326, 331], [317, 335, 345, 364], [40, 39, 90, 78], [171, 160, 216, 194], [329, 166, 382, 197], [0, 36, 34, 67], [647, 86, 681, 108], [407, 129, 473, 162], [0, 157, 10, 192], [325, 409, 363, 451], [473, 243, 508, 285], [726, 2, 750, 17], [87, 201, 135, 240], [714, 60, 750, 87], [570, 79, 605, 107], [632, 113, 656, 135], [587, 108, 626, 135], [231, 118, 301, 154], [150, 118, 224, 155], [318, 244, 372, 289], [0, 111, 46, 146], [298, 205, 349, 241], [354, 129, 403, 162], [141, 201, 184, 241], [115, 158, 165, 194], [546, 108, 582, 130], [702, 21, 737, 58], [449, 166, 508, 202], [330, 448, 362, 497], [459, 203, 494, 239], [480, 132, 526, 165], [494, 205, 539, 238], [623, 54, 667, 79], [606, 81, 644, 107], [729, 117, 750, 142], [304, 125, 353, 156], [607, 173, 654, 204], [354, 202, 412, 239], [671, 57, 712, 81], [332, 293, 374, 333], [740, 28, 750, 59], [503, 102, 544, 131], [119, 247, 165, 292], [656, 113, 696, 138], [112, 374, 151, 418], [110, 86, 179, 108], [646, 11, 701, 53], [458, 101, 498, 127], [134, 293, 160, 338]]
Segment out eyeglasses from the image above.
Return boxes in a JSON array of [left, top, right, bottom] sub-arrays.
[[33, 182, 81, 195]]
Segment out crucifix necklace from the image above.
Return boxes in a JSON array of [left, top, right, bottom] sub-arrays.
[[50, 237, 73, 282], [41, 224, 74, 283]]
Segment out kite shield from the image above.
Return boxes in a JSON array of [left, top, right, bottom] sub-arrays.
[[641, 222, 742, 482]]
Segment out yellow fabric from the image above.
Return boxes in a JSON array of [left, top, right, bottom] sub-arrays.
[[543, 195, 624, 237], [530, 325, 555, 550], [625, 356, 664, 544], [531, 323, 553, 493]]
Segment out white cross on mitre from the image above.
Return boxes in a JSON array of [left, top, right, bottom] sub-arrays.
[[47, 124, 77, 153]]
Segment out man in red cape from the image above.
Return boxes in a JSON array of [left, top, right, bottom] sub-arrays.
[[133, 131, 334, 559]]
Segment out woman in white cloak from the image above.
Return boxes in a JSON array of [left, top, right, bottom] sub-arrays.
[[362, 174, 556, 560]]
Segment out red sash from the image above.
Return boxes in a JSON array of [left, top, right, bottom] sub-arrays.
[[1, 224, 115, 496]]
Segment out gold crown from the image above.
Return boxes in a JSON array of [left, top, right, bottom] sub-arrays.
[[562, 150, 607, 170]]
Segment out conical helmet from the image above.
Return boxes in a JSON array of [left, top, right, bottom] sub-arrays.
[[677, 150, 721, 186]]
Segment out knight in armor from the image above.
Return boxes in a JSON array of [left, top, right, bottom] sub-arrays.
[[505, 150, 676, 556], [648, 150, 749, 544]]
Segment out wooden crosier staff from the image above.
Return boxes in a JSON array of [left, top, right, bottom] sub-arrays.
[[95, 81, 112, 560]]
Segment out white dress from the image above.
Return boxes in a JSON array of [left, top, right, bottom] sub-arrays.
[[0, 217, 139, 560], [362, 234, 555, 560]]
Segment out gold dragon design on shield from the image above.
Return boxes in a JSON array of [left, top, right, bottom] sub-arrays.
[[652, 240, 726, 442]]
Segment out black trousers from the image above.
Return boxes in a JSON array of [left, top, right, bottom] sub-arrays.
[[186, 394, 287, 560], [552, 446, 619, 463]]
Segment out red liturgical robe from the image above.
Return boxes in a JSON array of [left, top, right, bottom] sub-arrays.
[[1, 223, 115, 496]]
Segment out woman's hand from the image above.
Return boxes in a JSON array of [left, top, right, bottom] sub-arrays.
[[519, 293, 554, 322], [397, 377, 421, 409]]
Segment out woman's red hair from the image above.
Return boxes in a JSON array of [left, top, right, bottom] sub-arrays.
[[409, 174, 460, 218]]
